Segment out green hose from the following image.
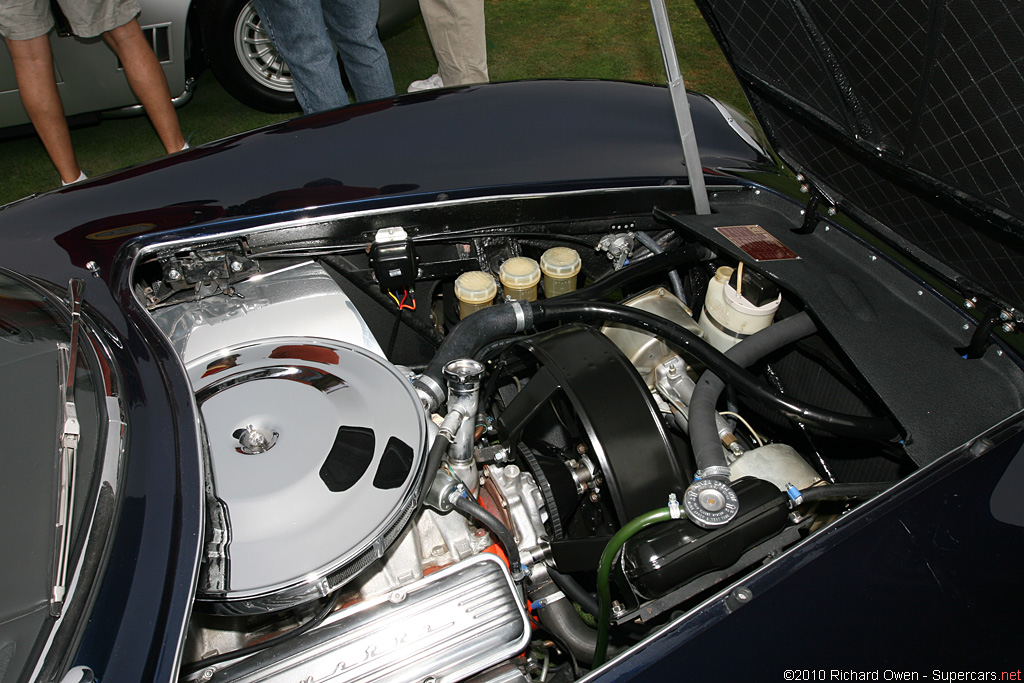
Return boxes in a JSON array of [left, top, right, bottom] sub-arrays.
[[592, 506, 681, 668]]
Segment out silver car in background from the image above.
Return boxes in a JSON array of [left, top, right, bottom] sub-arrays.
[[0, 0, 417, 129]]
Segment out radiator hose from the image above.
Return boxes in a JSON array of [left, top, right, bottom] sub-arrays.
[[689, 311, 818, 475], [418, 301, 900, 440]]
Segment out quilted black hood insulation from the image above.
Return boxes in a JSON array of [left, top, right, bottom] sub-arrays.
[[694, 0, 1024, 308]]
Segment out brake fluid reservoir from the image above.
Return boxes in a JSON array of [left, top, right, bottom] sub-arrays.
[[699, 265, 781, 352], [540, 247, 581, 297], [499, 257, 541, 301], [455, 271, 497, 318]]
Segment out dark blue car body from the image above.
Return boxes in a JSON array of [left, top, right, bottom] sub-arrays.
[[1, 23, 1022, 680]]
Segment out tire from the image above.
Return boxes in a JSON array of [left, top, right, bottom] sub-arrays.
[[202, 0, 300, 113]]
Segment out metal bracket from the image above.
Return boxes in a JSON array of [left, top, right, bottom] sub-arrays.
[[792, 192, 821, 235]]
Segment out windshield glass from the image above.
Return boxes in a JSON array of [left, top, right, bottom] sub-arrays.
[[0, 271, 104, 680]]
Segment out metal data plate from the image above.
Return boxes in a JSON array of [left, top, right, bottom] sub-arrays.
[[211, 553, 531, 683]]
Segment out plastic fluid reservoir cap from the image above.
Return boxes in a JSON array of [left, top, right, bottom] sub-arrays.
[[500, 257, 541, 288], [540, 247, 582, 279], [454, 271, 498, 304]]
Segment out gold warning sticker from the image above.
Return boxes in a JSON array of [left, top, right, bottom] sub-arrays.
[[715, 225, 800, 262]]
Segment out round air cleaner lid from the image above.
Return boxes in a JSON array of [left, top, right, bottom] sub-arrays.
[[189, 337, 427, 613]]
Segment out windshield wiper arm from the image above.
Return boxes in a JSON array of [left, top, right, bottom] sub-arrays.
[[51, 279, 84, 617]]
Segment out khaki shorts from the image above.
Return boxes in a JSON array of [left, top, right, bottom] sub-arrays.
[[0, 0, 140, 40]]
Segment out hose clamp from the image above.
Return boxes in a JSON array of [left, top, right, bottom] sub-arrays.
[[695, 466, 731, 481], [511, 301, 527, 332], [415, 374, 446, 411]]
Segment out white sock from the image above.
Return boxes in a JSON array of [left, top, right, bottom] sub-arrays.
[[61, 170, 87, 186]]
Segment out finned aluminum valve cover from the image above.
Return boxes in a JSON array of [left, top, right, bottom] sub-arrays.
[[190, 336, 428, 613], [209, 554, 531, 683]]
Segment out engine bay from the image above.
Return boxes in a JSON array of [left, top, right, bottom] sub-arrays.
[[132, 184, 1024, 682]]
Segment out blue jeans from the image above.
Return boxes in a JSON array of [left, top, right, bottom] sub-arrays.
[[252, 0, 394, 113]]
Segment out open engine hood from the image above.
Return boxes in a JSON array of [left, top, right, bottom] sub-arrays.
[[692, 0, 1024, 309]]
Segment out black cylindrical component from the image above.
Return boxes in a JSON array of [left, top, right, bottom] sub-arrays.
[[800, 481, 892, 502], [453, 495, 523, 578], [531, 301, 900, 440], [417, 430, 454, 504], [536, 597, 619, 664], [416, 302, 533, 406], [622, 477, 788, 599], [547, 567, 600, 618], [689, 312, 818, 474]]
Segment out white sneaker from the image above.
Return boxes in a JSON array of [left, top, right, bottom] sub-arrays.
[[408, 73, 444, 93], [61, 170, 88, 186]]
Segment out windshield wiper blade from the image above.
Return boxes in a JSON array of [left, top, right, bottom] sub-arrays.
[[51, 279, 84, 617]]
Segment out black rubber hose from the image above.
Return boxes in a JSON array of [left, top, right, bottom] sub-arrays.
[[531, 301, 901, 441], [416, 302, 533, 406], [548, 567, 600, 617], [422, 301, 899, 439], [800, 482, 893, 502], [689, 312, 818, 474], [418, 430, 455, 504], [453, 494, 524, 578], [537, 598, 624, 664], [561, 245, 701, 301]]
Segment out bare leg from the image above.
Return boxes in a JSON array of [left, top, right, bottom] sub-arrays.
[[5, 35, 82, 184], [103, 19, 185, 153]]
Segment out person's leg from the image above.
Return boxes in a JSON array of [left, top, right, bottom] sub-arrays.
[[102, 18, 185, 153], [252, 0, 348, 113], [4, 35, 82, 183], [416, 0, 486, 86], [321, 0, 394, 102]]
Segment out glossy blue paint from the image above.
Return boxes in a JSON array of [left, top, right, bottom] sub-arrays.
[[0, 81, 769, 275], [0, 78, 761, 682]]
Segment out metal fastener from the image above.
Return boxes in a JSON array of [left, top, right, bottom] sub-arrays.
[[167, 269, 181, 281], [230, 260, 243, 272]]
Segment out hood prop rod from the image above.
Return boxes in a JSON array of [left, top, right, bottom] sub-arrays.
[[650, 0, 710, 215]]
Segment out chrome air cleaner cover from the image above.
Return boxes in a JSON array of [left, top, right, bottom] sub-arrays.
[[189, 337, 427, 613]]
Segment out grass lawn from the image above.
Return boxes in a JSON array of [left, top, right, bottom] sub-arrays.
[[0, 0, 749, 206]]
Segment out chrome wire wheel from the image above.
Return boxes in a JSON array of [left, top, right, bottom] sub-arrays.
[[232, 1, 294, 93]]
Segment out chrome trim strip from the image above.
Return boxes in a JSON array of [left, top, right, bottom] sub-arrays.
[[195, 365, 348, 404], [128, 184, 730, 274]]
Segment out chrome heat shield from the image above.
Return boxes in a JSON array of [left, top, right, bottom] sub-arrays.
[[210, 553, 530, 683]]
